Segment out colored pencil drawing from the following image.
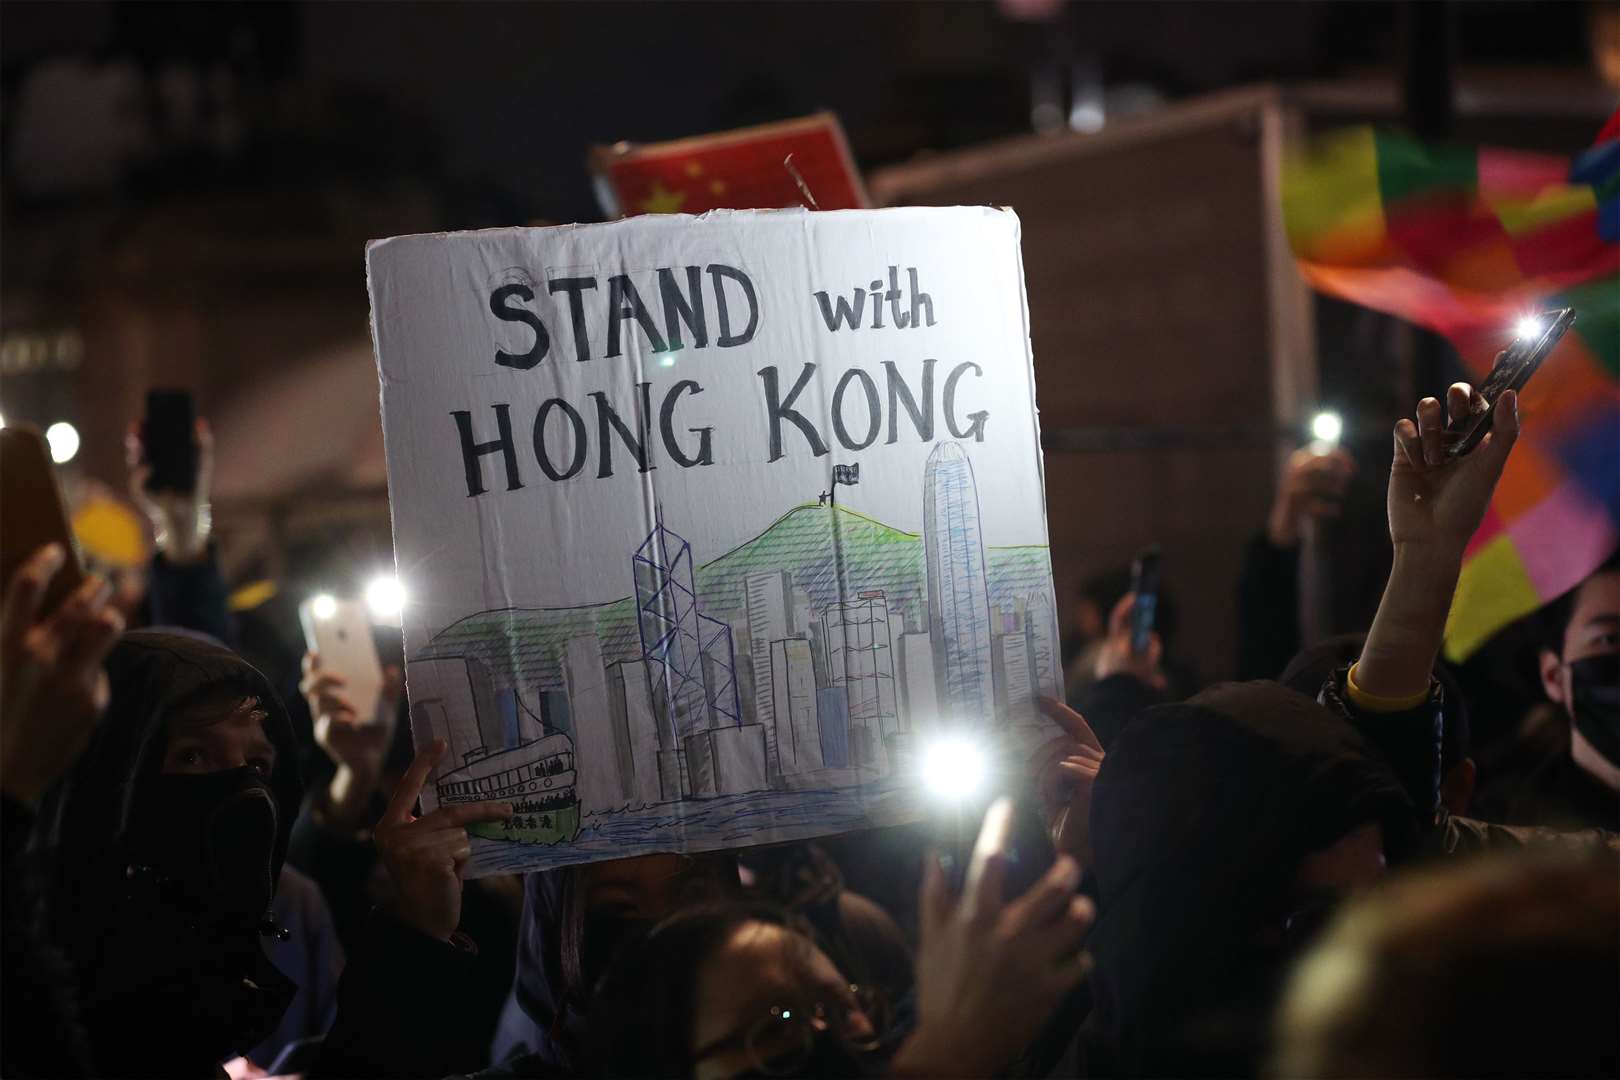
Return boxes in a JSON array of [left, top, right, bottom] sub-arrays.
[[405, 442, 1061, 872]]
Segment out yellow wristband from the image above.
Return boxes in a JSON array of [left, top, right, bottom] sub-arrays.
[[1345, 661, 1432, 713]]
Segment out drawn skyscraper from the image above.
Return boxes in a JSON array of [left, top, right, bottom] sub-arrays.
[[821, 590, 898, 770], [1023, 589, 1061, 703], [745, 571, 793, 775], [922, 442, 995, 724], [897, 632, 938, 732], [406, 656, 484, 782], [606, 660, 664, 805], [563, 635, 626, 815], [769, 639, 822, 775], [633, 518, 743, 749], [993, 630, 1033, 718]]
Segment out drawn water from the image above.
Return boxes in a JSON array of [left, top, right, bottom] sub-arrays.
[[468, 783, 921, 874]]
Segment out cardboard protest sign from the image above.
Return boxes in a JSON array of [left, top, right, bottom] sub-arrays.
[[366, 207, 1059, 875], [591, 112, 867, 217]]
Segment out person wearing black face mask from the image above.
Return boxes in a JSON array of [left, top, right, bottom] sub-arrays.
[[1476, 554, 1620, 832], [29, 630, 306, 1078]]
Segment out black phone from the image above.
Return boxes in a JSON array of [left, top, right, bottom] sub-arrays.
[[1129, 545, 1162, 656], [142, 389, 197, 493], [1445, 308, 1574, 458]]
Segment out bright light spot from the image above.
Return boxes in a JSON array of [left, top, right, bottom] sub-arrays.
[[1069, 101, 1105, 133], [1310, 410, 1343, 445], [45, 421, 80, 464], [780, 1010, 792, 1020], [0, 412, 6, 429], [920, 734, 989, 802], [310, 593, 338, 621], [659, 355, 675, 368], [1515, 315, 1544, 341], [366, 574, 406, 619]]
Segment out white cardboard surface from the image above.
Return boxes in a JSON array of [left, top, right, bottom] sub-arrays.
[[366, 207, 1060, 875]]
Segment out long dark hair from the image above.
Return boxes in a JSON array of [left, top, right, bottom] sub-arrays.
[[586, 901, 808, 1079]]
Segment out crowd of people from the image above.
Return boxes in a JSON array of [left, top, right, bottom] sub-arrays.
[[1, 378, 1616, 1080]]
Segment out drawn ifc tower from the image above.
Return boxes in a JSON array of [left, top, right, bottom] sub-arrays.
[[923, 442, 996, 724], [633, 515, 769, 800]]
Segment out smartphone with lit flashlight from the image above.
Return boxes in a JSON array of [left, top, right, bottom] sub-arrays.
[[1445, 308, 1574, 459], [299, 596, 386, 728], [963, 796, 1057, 901], [142, 389, 197, 494], [0, 425, 86, 616], [1129, 546, 1162, 656]]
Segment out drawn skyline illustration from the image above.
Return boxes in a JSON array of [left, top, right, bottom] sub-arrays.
[[411, 440, 1061, 869]]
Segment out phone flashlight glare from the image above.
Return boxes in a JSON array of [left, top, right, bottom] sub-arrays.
[[920, 733, 990, 802]]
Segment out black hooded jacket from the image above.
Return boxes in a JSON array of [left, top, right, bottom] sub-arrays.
[[1084, 682, 1412, 1078], [28, 631, 306, 1078]]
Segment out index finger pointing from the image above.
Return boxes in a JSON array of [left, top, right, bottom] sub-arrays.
[[429, 800, 516, 828], [382, 739, 446, 825]]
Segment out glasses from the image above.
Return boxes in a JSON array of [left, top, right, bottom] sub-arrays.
[[690, 983, 887, 1077]]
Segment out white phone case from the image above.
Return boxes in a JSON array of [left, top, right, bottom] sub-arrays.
[[299, 598, 386, 729]]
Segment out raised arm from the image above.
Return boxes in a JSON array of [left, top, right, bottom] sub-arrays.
[[1355, 385, 1519, 702]]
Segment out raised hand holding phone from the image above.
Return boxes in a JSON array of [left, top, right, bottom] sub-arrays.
[[1358, 383, 1521, 701], [894, 799, 1094, 1078], [2, 426, 86, 614], [1443, 308, 1572, 459], [299, 596, 386, 730], [1128, 546, 1161, 656], [1, 544, 123, 804], [126, 401, 213, 565], [1095, 591, 1168, 691], [1389, 383, 1519, 552]]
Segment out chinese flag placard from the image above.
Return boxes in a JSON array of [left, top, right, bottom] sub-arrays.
[[591, 112, 868, 218]]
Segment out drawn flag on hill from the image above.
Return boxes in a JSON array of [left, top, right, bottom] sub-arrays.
[[1283, 115, 1620, 660], [591, 112, 867, 218]]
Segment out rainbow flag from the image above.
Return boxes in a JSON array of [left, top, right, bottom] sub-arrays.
[[1283, 117, 1620, 660]]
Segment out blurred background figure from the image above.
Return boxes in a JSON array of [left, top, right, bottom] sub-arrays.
[[1274, 855, 1620, 1080]]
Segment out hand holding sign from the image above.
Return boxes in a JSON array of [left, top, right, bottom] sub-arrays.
[[1033, 697, 1105, 865], [375, 739, 513, 942]]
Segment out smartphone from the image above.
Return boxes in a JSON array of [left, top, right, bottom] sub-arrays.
[[299, 596, 386, 728], [1, 425, 86, 615], [1445, 308, 1575, 459], [963, 796, 1057, 902], [1129, 546, 1162, 656], [142, 389, 197, 493]]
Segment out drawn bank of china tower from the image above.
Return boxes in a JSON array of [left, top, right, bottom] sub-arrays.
[[412, 440, 1060, 850]]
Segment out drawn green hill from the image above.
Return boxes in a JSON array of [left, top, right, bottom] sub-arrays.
[[418, 502, 1053, 690]]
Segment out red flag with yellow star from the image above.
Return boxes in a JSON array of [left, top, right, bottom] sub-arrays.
[[591, 112, 867, 218]]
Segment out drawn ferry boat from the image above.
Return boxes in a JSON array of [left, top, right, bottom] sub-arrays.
[[435, 732, 581, 844]]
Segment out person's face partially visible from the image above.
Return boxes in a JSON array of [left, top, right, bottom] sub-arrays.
[[586, 852, 720, 920], [1259, 823, 1386, 952], [160, 697, 277, 778], [692, 920, 874, 1080], [1542, 571, 1620, 718]]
